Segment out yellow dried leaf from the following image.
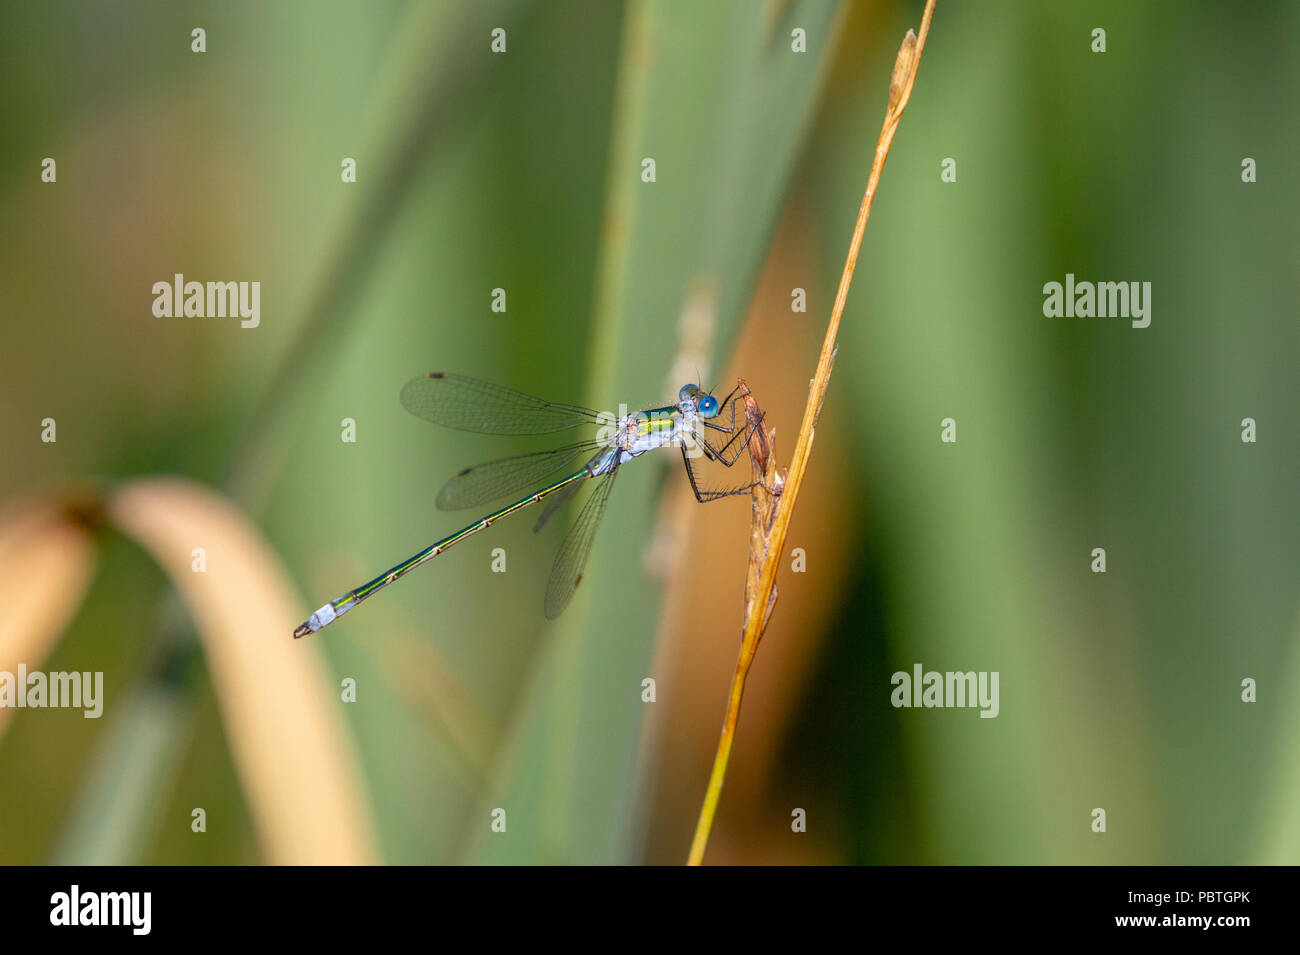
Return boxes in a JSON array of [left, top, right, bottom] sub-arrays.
[[0, 494, 98, 737], [109, 477, 378, 864]]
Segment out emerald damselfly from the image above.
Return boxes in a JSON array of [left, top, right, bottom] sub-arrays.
[[293, 373, 761, 638]]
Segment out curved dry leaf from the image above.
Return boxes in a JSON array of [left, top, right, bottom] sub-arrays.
[[108, 477, 378, 864], [0, 492, 98, 739]]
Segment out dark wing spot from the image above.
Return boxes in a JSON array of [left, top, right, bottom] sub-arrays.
[[457, 467, 472, 476], [428, 372, 444, 379], [574, 574, 583, 588]]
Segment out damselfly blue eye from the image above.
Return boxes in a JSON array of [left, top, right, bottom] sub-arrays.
[[699, 395, 720, 417], [679, 383, 699, 402]]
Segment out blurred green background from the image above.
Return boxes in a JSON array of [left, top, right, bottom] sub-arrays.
[[0, 0, 1296, 865]]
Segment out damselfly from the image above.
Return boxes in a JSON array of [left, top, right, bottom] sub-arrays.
[[293, 373, 762, 638]]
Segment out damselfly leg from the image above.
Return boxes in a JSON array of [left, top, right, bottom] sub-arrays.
[[679, 390, 770, 503]]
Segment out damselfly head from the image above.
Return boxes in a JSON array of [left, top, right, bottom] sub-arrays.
[[678, 383, 706, 416]]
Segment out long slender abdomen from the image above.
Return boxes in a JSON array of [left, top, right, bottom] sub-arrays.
[[293, 467, 591, 638]]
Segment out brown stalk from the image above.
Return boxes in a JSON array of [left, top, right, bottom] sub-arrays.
[[686, 0, 938, 866]]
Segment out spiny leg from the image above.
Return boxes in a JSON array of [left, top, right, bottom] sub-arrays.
[[702, 385, 744, 436], [704, 384, 743, 424], [700, 426, 749, 465], [680, 444, 766, 503], [699, 405, 767, 465], [680, 391, 774, 501]]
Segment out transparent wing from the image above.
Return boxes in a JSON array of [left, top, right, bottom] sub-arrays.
[[544, 464, 618, 619], [400, 373, 604, 435], [436, 441, 603, 511]]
